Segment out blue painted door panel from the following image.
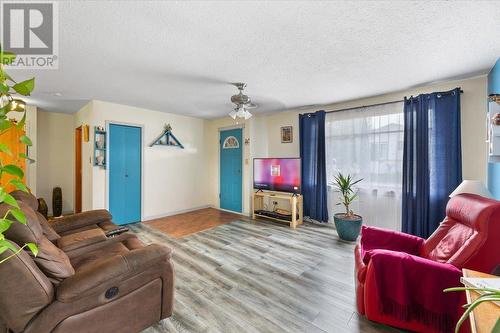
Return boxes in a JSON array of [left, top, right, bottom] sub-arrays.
[[109, 124, 141, 225], [220, 128, 242, 212]]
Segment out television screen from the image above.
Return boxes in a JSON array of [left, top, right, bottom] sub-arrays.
[[253, 158, 301, 193]]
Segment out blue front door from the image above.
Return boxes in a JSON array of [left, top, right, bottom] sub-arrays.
[[109, 124, 142, 225], [220, 128, 242, 212]]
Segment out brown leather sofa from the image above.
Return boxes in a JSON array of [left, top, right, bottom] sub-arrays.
[[0, 200, 175, 333]]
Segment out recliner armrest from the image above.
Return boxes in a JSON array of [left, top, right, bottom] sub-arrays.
[[50, 210, 112, 234], [56, 244, 172, 303], [360, 225, 424, 255]]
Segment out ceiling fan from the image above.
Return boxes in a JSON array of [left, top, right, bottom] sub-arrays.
[[228, 82, 257, 120]]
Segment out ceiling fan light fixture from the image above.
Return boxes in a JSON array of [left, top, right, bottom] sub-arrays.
[[228, 82, 256, 120]]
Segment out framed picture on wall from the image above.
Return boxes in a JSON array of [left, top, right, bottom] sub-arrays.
[[281, 126, 293, 143]]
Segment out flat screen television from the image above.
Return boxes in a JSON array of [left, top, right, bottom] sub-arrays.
[[253, 158, 301, 194]]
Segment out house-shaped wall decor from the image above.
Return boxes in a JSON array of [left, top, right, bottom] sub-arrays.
[[149, 124, 184, 148]]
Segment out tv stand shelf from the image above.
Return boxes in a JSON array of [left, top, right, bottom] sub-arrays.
[[251, 191, 303, 228]]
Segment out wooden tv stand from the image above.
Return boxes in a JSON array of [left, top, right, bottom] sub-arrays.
[[251, 191, 303, 228]]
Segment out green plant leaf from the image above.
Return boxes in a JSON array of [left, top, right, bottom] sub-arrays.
[[0, 51, 16, 65], [20, 135, 32, 146], [0, 118, 11, 132], [0, 143, 12, 155], [9, 179, 28, 192], [2, 194, 19, 208], [12, 78, 35, 96], [17, 113, 26, 129], [2, 164, 24, 178], [10, 208, 26, 224], [454, 296, 500, 333], [26, 242, 38, 256], [0, 218, 13, 233], [0, 239, 17, 252], [0, 83, 9, 93]]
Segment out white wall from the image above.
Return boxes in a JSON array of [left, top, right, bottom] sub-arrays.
[[37, 111, 75, 214], [81, 100, 209, 220]]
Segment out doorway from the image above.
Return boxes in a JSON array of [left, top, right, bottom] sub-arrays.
[[75, 126, 82, 213], [108, 123, 142, 225], [219, 128, 243, 213]]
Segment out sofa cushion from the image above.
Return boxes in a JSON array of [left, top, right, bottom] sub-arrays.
[[1, 202, 43, 245], [34, 238, 75, 283], [36, 212, 61, 242], [70, 237, 144, 272], [10, 190, 38, 211], [57, 228, 107, 252]]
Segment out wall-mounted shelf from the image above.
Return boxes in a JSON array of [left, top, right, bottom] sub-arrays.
[[149, 124, 184, 148], [94, 127, 106, 168]]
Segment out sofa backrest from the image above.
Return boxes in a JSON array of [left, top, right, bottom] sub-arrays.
[[0, 241, 54, 333], [0, 202, 75, 283], [9, 190, 60, 241], [422, 193, 500, 272]]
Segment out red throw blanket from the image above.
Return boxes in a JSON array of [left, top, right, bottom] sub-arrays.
[[363, 249, 464, 333]]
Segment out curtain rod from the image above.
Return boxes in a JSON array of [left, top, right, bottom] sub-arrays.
[[325, 89, 463, 114]]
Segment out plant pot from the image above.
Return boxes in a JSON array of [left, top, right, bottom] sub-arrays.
[[334, 213, 362, 241]]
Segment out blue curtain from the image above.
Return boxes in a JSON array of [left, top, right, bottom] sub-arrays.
[[299, 110, 329, 223], [402, 88, 462, 237]]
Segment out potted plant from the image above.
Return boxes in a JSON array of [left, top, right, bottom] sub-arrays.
[[444, 286, 500, 333], [332, 172, 363, 241]]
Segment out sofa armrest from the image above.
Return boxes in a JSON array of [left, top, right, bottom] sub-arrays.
[[360, 225, 424, 255], [50, 210, 112, 234], [363, 249, 464, 332], [56, 244, 172, 303]]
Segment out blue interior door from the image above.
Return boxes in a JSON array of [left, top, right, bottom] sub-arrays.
[[220, 128, 242, 212], [109, 124, 142, 225]]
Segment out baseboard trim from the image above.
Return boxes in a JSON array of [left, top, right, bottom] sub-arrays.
[[142, 205, 214, 221], [214, 207, 251, 218]]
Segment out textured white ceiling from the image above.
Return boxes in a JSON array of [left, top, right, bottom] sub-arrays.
[[17, 1, 500, 117]]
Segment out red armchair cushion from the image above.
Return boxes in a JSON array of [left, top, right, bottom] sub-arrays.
[[426, 219, 475, 263]]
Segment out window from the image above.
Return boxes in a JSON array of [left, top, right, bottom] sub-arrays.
[[223, 136, 239, 149], [325, 102, 404, 230]]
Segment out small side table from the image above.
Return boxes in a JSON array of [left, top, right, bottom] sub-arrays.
[[462, 269, 500, 333]]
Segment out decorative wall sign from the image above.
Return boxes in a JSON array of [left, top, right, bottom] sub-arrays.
[[281, 126, 293, 143], [149, 124, 184, 148]]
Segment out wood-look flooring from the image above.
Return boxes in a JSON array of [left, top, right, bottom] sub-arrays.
[[146, 208, 241, 238], [131, 215, 404, 333]]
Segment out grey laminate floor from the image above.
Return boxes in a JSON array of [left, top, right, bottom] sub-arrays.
[[131, 218, 403, 333]]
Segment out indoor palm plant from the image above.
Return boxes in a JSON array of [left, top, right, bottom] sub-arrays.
[[332, 172, 363, 241], [0, 47, 38, 262], [444, 286, 500, 333]]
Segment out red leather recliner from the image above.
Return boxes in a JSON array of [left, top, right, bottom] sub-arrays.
[[355, 194, 500, 333]]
